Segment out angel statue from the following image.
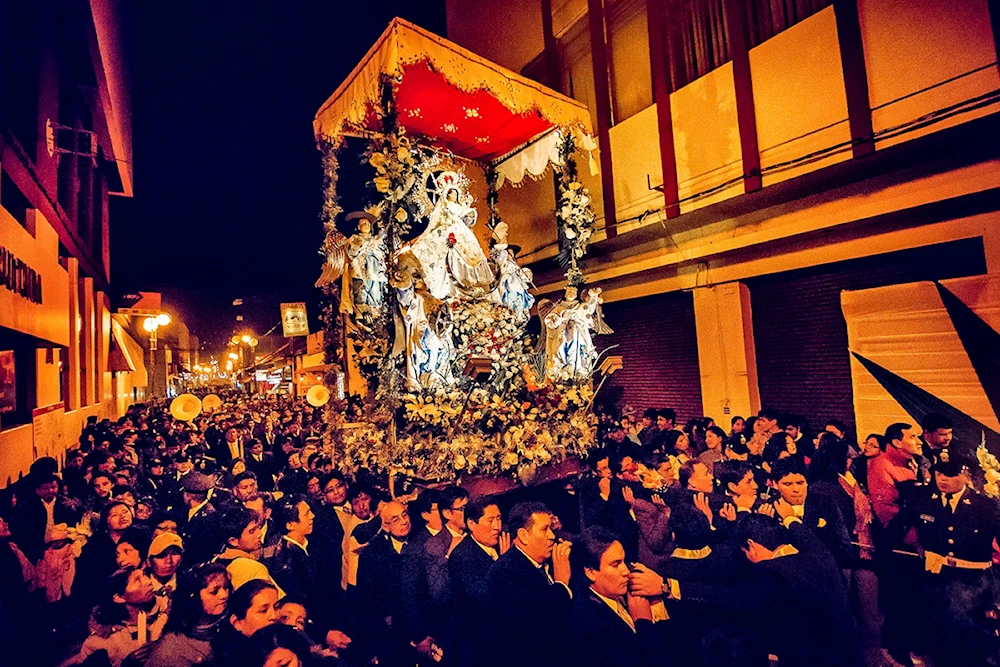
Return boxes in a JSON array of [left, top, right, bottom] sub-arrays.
[[391, 254, 456, 390], [490, 221, 534, 322], [314, 209, 387, 318], [409, 171, 494, 299], [344, 211, 387, 314], [541, 285, 613, 381]]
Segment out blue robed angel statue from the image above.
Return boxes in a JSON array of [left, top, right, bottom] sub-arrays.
[[346, 213, 388, 313], [490, 221, 535, 322], [541, 285, 612, 381]]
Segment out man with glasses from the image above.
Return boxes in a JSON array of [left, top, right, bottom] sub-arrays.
[[358, 500, 412, 666], [401, 485, 469, 664]]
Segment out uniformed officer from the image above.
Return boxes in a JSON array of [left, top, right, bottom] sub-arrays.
[[175, 471, 218, 562], [896, 455, 1000, 666]]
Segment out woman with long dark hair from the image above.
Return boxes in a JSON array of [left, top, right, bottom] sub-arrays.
[[143, 564, 233, 666], [76, 500, 135, 607], [213, 579, 280, 667]]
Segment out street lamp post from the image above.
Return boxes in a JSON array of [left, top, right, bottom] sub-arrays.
[[143, 313, 172, 397], [228, 333, 259, 392]]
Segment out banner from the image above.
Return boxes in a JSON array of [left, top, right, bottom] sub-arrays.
[[0, 350, 14, 413], [281, 302, 309, 337]]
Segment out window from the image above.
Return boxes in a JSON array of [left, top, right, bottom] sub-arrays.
[[665, 0, 731, 90], [0, 332, 38, 430], [744, 0, 832, 47], [607, 0, 653, 123], [0, 0, 42, 157], [1, 167, 32, 230], [558, 17, 600, 127]]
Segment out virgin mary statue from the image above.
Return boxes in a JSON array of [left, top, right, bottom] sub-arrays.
[[409, 172, 493, 299]]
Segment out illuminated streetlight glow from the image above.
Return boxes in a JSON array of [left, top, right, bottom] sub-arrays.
[[241, 334, 252, 344], [143, 317, 157, 332], [156, 313, 172, 326]]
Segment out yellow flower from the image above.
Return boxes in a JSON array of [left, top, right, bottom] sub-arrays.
[[395, 207, 408, 223], [503, 451, 519, 468], [373, 176, 391, 193], [369, 152, 386, 172]]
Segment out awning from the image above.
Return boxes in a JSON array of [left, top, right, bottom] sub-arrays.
[[313, 18, 594, 169], [108, 338, 134, 372], [111, 320, 147, 387]]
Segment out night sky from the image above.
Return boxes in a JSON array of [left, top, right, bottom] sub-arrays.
[[110, 1, 447, 352]]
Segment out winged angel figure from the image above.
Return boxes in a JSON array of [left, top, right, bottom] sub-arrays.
[[538, 286, 613, 381]]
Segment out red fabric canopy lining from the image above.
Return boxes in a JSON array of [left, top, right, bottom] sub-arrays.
[[359, 61, 556, 162]]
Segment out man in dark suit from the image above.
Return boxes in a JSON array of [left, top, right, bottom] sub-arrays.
[[486, 501, 572, 667], [660, 504, 746, 665], [400, 486, 468, 663], [311, 477, 346, 603], [11, 473, 80, 564], [569, 526, 660, 667], [630, 505, 862, 667], [581, 452, 639, 560], [244, 438, 276, 491], [769, 457, 853, 568], [357, 500, 412, 667], [449, 498, 505, 667]]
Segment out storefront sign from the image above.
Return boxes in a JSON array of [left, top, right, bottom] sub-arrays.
[[0, 246, 43, 304], [116, 291, 161, 316], [281, 302, 309, 337]]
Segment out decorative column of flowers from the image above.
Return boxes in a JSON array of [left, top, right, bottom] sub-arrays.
[[318, 139, 345, 389], [554, 132, 596, 287], [365, 75, 419, 403]]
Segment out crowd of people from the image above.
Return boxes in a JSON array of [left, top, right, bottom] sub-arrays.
[[0, 392, 996, 667]]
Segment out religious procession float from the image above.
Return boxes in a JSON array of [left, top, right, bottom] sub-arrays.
[[313, 19, 620, 487]]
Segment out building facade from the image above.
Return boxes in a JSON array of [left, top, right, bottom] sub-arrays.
[[0, 0, 141, 485], [445, 0, 1000, 438]]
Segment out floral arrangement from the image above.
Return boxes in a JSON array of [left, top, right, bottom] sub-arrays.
[[448, 296, 532, 395], [332, 382, 598, 481], [977, 440, 1000, 498], [366, 128, 419, 236], [554, 133, 596, 287]]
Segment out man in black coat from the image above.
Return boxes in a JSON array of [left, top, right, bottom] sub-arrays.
[[400, 486, 468, 663], [244, 439, 276, 491], [630, 505, 862, 667], [660, 504, 747, 665], [356, 500, 412, 667], [569, 526, 662, 667], [485, 501, 572, 667], [449, 498, 505, 667], [770, 457, 853, 568], [580, 453, 639, 560], [11, 473, 80, 564]]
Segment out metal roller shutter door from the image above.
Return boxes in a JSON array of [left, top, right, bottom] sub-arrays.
[[600, 290, 704, 423], [746, 237, 987, 432]]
